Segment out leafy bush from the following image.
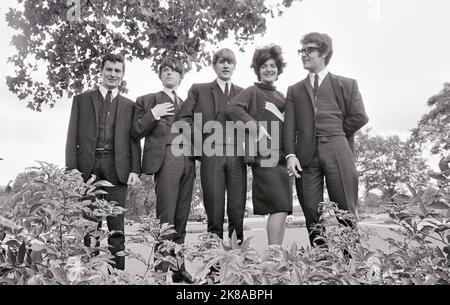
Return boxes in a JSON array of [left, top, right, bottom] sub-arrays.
[[0, 162, 127, 284], [1, 162, 448, 285], [125, 174, 156, 221]]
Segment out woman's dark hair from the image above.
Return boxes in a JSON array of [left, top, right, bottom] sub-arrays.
[[251, 44, 286, 81]]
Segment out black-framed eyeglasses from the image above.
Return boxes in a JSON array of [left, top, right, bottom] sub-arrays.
[[298, 47, 320, 55]]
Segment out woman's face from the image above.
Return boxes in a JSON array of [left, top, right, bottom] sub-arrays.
[[259, 58, 278, 85]]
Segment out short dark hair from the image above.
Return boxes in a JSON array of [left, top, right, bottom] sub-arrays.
[[101, 53, 125, 72], [158, 57, 185, 79], [212, 48, 236, 65], [301, 32, 333, 65], [251, 44, 286, 81]]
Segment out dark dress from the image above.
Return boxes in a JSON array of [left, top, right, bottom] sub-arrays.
[[227, 82, 293, 215]]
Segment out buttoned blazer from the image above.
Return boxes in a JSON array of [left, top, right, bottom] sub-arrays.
[[283, 73, 369, 167], [177, 81, 243, 158], [131, 92, 185, 174], [65, 89, 142, 183]]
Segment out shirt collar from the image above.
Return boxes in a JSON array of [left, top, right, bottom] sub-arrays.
[[99, 85, 119, 100], [216, 78, 231, 93], [163, 87, 178, 102], [308, 68, 329, 85]]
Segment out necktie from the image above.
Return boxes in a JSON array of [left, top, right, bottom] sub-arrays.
[[313, 74, 319, 113], [313, 74, 319, 100], [224, 82, 229, 96], [106, 90, 112, 104], [172, 90, 179, 109]]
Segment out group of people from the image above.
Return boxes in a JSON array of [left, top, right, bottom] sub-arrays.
[[65, 32, 369, 283]]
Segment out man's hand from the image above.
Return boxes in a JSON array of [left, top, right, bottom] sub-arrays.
[[127, 173, 141, 186], [152, 102, 174, 118], [257, 126, 271, 142], [287, 156, 302, 178]]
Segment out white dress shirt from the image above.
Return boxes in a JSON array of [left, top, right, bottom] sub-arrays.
[[308, 68, 329, 89], [162, 86, 179, 103], [99, 85, 119, 100], [216, 78, 232, 94]]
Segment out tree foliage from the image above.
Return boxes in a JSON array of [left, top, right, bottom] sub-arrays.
[[411, 83, 450, 157], [5, 0, 299, 111], [355, 129, 429, 201]]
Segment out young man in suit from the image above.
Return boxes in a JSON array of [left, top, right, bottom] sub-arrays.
[[131, 57, 195, 283], [178, 49, 247, 245], [65, 53, 141, 270], [284, 32, 369, 247]]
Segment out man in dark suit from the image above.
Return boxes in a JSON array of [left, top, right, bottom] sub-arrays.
[[178, 48, 247, 245], [131, 57, 195, 283], [284, 32, 369, 246], [65, 53, 141, 270]]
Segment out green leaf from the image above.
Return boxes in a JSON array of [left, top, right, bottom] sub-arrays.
[[6, 247, 16, 265], [0, 230, 6, 242], [111, 20, 123, 27], [240, 236, 254, 252], [86, 175, 97, 186], [16, 240, 26, 265], [241, 272, 254, 285], [93, 180, 114, 188], [5, 240, 21, 248], [0, 216, 19, 230], [50, 267, 68, 284], [29, 203, 43, 214], [230, 230, 239, 250], [30, 250, 43, 265]]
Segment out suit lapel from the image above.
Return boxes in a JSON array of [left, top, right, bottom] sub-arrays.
[[210, 82, 220, 116], [116, 94, 125, 126], [90, 89, 100, 134], [302, 76, 315, 110], [329, 73, 346, 114], [115, 94, 125, 145]]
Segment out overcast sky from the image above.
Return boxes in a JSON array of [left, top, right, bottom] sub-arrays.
[[1, 0, 449, 185]]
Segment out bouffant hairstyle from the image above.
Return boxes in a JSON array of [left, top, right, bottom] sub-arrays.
[[101, 53, 125, 72], [158, 56, 185, 79], [251, 44, 286, 81], [301, 32, 333, 65]]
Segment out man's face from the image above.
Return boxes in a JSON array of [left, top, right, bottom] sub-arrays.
[[213, 57, 235, 81], [160, 66, 181, 89], [301, 42, 327, 73], [101, 60, 124, 90]]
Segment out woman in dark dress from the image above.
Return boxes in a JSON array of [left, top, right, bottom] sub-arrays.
[[226, 44, 292, 246]]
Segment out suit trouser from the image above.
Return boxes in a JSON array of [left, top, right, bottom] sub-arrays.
[[155, 146, 195, 245], [200, 151, 247, 242], [84, 153, 127, 270], [296, 135, 359, 246]]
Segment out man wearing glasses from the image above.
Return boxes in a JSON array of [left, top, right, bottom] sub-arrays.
[[284, 32, 369, 247]]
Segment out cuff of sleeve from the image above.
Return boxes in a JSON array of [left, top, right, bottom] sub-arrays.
[[285, 154, 296, 160]]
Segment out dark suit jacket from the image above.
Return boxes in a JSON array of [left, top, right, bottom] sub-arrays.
[[131, 92, 183, 174], [177, 81, 243, 158], [284, 73, 369, 167], [65, 89, 141, 184]]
